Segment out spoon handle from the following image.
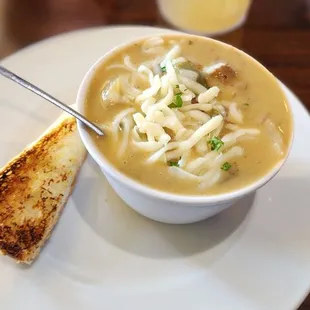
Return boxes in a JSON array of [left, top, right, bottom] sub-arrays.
[[0, 66, 104, 136]]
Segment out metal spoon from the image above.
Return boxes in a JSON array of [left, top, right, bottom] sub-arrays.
[[0, 66, 104, 136]]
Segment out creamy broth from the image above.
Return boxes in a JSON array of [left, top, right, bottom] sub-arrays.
[[85, 35, 292, 195]]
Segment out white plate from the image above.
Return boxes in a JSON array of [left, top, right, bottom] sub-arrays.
[[0, 26, 310, 310]]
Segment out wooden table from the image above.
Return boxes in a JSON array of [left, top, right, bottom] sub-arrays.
[[0, 0, 309, 308]]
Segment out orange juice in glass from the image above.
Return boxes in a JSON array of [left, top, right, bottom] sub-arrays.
[[157, 0, 252, 36]]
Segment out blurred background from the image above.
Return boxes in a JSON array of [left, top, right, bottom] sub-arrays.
[[0, 0, 309, 111], [0, 0, 309, 308]]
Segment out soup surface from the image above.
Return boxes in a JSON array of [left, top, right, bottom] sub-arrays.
[[85, 35, 292, 195]]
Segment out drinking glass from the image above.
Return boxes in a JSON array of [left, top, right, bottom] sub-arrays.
[[157, 0, 252, 36]]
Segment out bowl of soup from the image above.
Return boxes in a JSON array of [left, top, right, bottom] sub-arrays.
[[76, 33, 293, 224]]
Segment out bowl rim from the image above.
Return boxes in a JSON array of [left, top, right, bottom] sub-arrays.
[[76, 32, 294, 205]]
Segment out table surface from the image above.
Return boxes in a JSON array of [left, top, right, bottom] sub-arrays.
[[0, 0, 309, 308]]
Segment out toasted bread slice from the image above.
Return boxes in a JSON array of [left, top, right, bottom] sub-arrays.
[[0, 113, 87, 264]]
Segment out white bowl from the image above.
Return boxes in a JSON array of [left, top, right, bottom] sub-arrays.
[[76, 34, 293, 224]]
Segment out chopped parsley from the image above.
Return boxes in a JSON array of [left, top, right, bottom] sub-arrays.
[[169, 93, 183, 108], [175, 94, 183, 107], [160, 65, 166, 73], [208, 136, 224, 152], [221, 162, 232, 171], [168, 161, 179, 167], [175, 85, 180, 88]]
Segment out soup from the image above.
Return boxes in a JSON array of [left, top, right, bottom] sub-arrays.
[[85, 35, 292, 195]]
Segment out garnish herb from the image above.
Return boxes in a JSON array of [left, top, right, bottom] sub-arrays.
[[169, 93, 183, 108], [208, 136, 224, 152], [175, 94, 183, 107], [160, 66, 166, 73], [175, 85, 180, 89], [168, 161, 179, 167], [221, 162, 232, 171]]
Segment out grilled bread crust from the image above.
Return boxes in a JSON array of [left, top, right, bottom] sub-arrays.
[[0, 114, 87, 264]]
